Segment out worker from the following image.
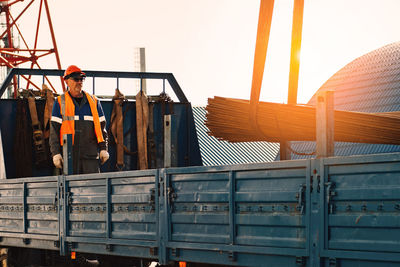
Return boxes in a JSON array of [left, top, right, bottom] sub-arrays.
[[49, 65, 109, 174]]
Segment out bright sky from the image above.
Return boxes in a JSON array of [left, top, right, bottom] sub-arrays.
[[11, 0, 400, 105]]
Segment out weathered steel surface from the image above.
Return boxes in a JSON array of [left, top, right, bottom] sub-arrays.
[[0, 176, 59, 251], [0, 153, 399, 266]]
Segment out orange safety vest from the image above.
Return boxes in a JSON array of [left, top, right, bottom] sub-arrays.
[[57, 91, 104, 145]]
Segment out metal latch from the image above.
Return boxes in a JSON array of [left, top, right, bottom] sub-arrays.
[[53, 191, 58, 207], [228, 251, 236, 262], [149, 188, 156, 204], [296, 256, 306, 266], [66, 192, 73, 207], [325, 182, 336, 214], [59, 182, 64, 200], [168, 187, 177, 202], [295, 184, 306, 214]]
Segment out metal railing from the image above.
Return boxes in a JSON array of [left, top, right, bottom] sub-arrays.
[[0, 68, 188, 102]]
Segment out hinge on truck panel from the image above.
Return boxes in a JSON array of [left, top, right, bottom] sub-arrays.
[[328, 257, 337, 267], [171, 248, 178, 257], [67, 192, 73, 206], [296, 256, 306, 266], [228, 251, 236, 262]]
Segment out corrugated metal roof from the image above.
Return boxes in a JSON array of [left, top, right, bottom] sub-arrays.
[[192, 106, 279, 166], [281, 41, 400, 160]]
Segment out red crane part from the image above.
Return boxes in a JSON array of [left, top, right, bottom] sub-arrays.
[[0, 0, 65, 97]]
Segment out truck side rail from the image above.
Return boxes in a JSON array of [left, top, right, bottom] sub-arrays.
[[0, 153, 399, 266]]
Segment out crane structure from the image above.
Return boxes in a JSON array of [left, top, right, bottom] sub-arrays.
[[0, 0, 64, 97]]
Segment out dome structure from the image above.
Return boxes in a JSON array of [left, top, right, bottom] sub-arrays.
[[287, 41, 400, 159]]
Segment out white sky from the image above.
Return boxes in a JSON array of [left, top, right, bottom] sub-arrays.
[[11, 0, 400, 105]]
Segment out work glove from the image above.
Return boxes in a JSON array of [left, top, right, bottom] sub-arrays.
[[53, 154, 63, 169], [100, 150, 109, 165]]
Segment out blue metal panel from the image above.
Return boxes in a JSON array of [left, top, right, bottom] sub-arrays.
[[163, 160, 310, 266], [62, 170, 159, 259], [318, 153, 400, 265], [0, 153, 399, 266], [0, 175, 59, 250]]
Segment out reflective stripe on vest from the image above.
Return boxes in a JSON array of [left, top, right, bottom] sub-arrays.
[[57, 92, 104, 145]]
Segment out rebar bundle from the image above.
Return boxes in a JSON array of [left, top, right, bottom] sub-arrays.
[[206, 96, 400, 145]]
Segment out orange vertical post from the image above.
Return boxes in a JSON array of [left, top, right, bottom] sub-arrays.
[[281, 0, 305, 160], [249, 0, 275, 138], [287, 0, 304, 105]]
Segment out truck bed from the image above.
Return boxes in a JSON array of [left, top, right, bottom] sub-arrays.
[[0, 152, 399, 266]]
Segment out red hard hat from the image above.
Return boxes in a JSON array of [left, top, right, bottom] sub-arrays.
[[63, 65, 86, 80]]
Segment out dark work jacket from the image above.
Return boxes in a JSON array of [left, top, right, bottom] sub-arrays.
[[49, 91, 108, 167]]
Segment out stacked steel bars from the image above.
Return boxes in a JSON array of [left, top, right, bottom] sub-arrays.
[[205, 96, 400, 145]]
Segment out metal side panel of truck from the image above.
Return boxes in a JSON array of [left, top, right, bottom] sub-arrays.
[[0, 152, 398, 266]]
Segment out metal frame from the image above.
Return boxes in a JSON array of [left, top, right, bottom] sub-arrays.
[[0, 68, 189, 103]]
